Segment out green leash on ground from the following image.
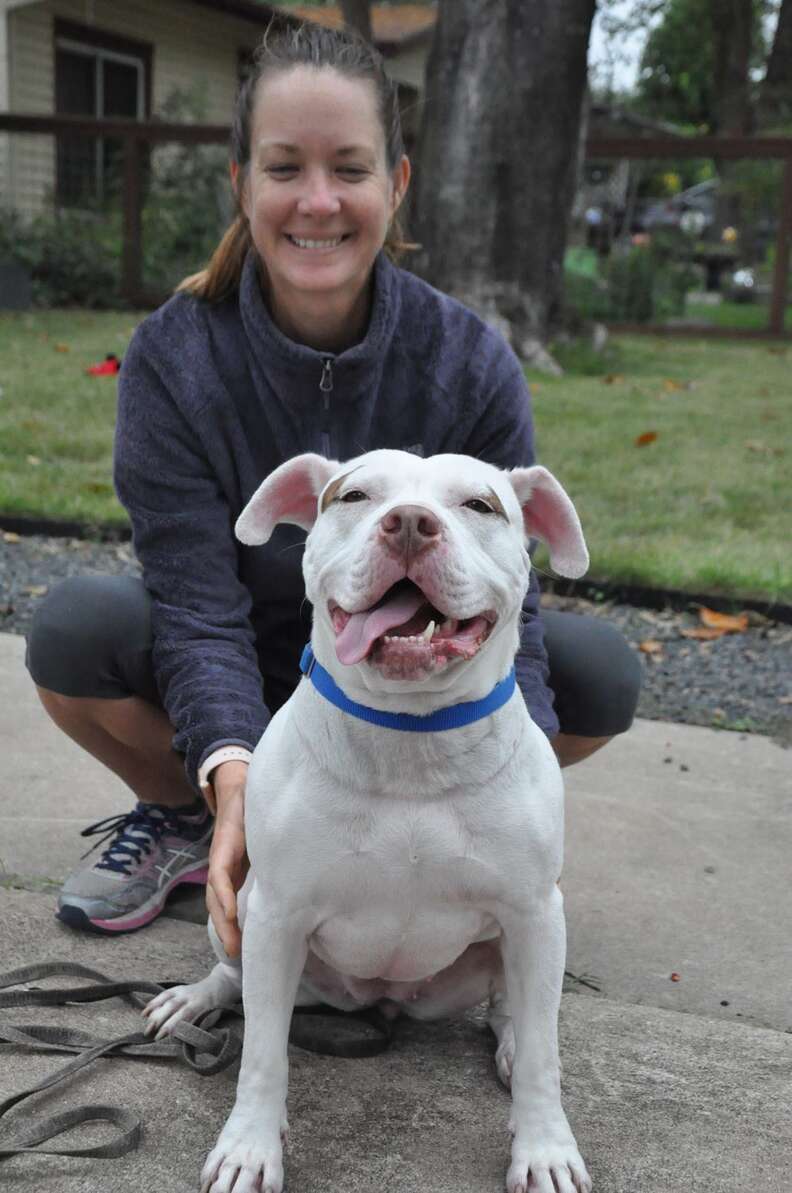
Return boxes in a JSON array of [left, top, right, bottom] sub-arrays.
[[0, 961, 392, 1161]]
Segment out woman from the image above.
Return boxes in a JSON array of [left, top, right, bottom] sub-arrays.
[[26, 21, 641, 956]]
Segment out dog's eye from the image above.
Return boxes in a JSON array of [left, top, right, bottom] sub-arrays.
[[464, 498, 495, 515], [339, 489, 368, 503]]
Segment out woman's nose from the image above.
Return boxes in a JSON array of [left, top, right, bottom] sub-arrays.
[[297, 171, 341, 217]]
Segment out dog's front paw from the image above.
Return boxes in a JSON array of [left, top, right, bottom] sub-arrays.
[[506, 1121, 591, 1193], [200, 1110, 288, 1193]]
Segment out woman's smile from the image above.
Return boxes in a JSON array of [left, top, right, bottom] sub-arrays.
[[284, 232, 354, 252]]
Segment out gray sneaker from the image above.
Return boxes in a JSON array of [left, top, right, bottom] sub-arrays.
[[56, 799, 213, 935]]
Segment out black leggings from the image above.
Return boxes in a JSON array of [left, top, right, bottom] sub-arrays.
[[25, 575, 641, 738]]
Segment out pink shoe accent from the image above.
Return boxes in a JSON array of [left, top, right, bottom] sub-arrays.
[[177, 867, 209, 886], [90, 904, 163, 932]]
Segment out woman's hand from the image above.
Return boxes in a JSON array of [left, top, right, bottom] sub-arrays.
[[206, 760, 249, 958]]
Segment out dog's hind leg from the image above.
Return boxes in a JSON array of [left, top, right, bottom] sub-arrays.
[[142, 961, 243, 1040], [488, 981, 516, 1090]]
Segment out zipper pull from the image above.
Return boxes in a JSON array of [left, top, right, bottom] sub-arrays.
[[319, 357, 334, 394]]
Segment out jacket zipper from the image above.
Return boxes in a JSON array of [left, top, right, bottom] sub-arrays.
[[319, 355, 334, 457]]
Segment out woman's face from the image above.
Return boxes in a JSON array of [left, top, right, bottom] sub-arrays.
[[235, 66, 409, 319]]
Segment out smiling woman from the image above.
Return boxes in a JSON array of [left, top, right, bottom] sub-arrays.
[[24, 19, 641, 965]]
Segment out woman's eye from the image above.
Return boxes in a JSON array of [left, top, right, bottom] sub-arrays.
[[338, 166, 367, 178], [340, 490, 368, 503], [464, 498, 495, 515], [266, 165, 297, 177]]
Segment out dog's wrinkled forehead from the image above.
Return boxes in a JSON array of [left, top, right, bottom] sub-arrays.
[[317, 450, 519, 521]]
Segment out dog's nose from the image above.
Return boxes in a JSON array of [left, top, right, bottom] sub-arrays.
[[379, 504, 442, 558]]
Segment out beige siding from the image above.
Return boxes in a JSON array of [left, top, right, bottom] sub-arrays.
[[5, 0, 264, 213]]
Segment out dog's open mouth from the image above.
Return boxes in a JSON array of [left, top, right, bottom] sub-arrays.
[[329, 579, 495, 675]]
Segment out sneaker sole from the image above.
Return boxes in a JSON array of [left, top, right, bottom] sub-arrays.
[[55, 865, 209, 935]]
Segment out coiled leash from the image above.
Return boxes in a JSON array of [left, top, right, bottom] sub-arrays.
[[0, 961, 392, 1161]]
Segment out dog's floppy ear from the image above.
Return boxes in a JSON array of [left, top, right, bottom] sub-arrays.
[[236, 454, 341, 545], [507, 465, 589, 578]]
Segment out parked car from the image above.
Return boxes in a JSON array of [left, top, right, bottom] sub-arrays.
[[641, 179, 717, 232]]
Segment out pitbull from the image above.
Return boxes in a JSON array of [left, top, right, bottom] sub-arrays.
[[142, 449, 592, 1193]]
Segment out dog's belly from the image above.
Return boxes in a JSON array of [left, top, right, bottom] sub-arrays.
[[309, 905, 500, 982], [300, 935, 503, 1018]]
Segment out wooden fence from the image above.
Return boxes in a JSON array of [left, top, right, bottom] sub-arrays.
[[1, 113, 791, 335]]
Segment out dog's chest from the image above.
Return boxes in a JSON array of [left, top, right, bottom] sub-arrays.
[[270, 797, 505, 981]]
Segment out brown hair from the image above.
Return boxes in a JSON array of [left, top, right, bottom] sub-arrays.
[[177, 19, 413, 302]]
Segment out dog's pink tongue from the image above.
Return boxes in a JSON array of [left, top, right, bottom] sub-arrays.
[[335, 588, 426, 665]]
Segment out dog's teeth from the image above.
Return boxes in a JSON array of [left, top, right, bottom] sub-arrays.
[[422, 620, 436, 642]]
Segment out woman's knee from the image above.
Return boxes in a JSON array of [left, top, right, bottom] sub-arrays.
[[541, 609, 642, 738], [26, 574, 156, 701]]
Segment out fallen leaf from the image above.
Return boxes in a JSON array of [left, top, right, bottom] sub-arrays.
[[778, 695, 792, 705], [639, 639, 664, 655], [699, 607, 749, 633], [670, 972, 681, 982], [767, 346, 787, 355], [602, 373, 624, 384], [83, 481, 113, 495], [681, 626, 727, 640], [54, 343, 70, 353], [23, 584, 49, 597], [745, 439, 783, 456], [663, 378, 686, 392], [26, 455, 41, 467], [2, 531, 20, 544], [635, 431, 658, 447]]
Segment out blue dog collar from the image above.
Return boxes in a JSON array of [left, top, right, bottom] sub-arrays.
[[299, 643, 516, 732]]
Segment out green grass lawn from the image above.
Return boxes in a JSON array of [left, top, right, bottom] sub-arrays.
[[0, 309, 790, 601], [684, 299, 790, 332], [532, 335, 791, 602], [0, 309, 139, 525]]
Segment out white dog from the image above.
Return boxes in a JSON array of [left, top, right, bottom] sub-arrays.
[[143, 449, 592, 1193]]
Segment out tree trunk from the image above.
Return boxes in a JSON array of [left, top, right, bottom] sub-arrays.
[[709, 0, 753, 244], [710, 0, 753, 135], [411, 0, 595, 356], [759, 0, 792, 128], [340, 0, 373, 44]]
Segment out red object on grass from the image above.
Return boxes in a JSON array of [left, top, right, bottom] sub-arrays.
[[87, 353, 121, 376]]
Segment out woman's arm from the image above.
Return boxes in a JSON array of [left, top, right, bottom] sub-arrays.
[[460, 349, 559, 739], [114, 325, 272, 789]]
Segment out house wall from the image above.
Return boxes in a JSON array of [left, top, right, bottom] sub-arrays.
[[3, 0, 265, 213]]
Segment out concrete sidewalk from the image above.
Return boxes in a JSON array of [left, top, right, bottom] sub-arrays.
[[1, 630, 790, 1192]]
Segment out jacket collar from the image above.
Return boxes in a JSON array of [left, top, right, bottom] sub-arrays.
[[238, 251, 400, 404]]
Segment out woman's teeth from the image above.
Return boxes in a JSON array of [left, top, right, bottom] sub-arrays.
[[288, 235, 344, 249]]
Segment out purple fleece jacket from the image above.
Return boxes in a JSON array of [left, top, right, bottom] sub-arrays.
[[114, 250, 558, 788]]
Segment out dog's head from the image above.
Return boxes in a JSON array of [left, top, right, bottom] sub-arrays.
[[237, 450, 588, 697]]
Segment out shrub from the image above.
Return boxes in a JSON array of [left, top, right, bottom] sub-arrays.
[[0, 205, 121, 308]]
